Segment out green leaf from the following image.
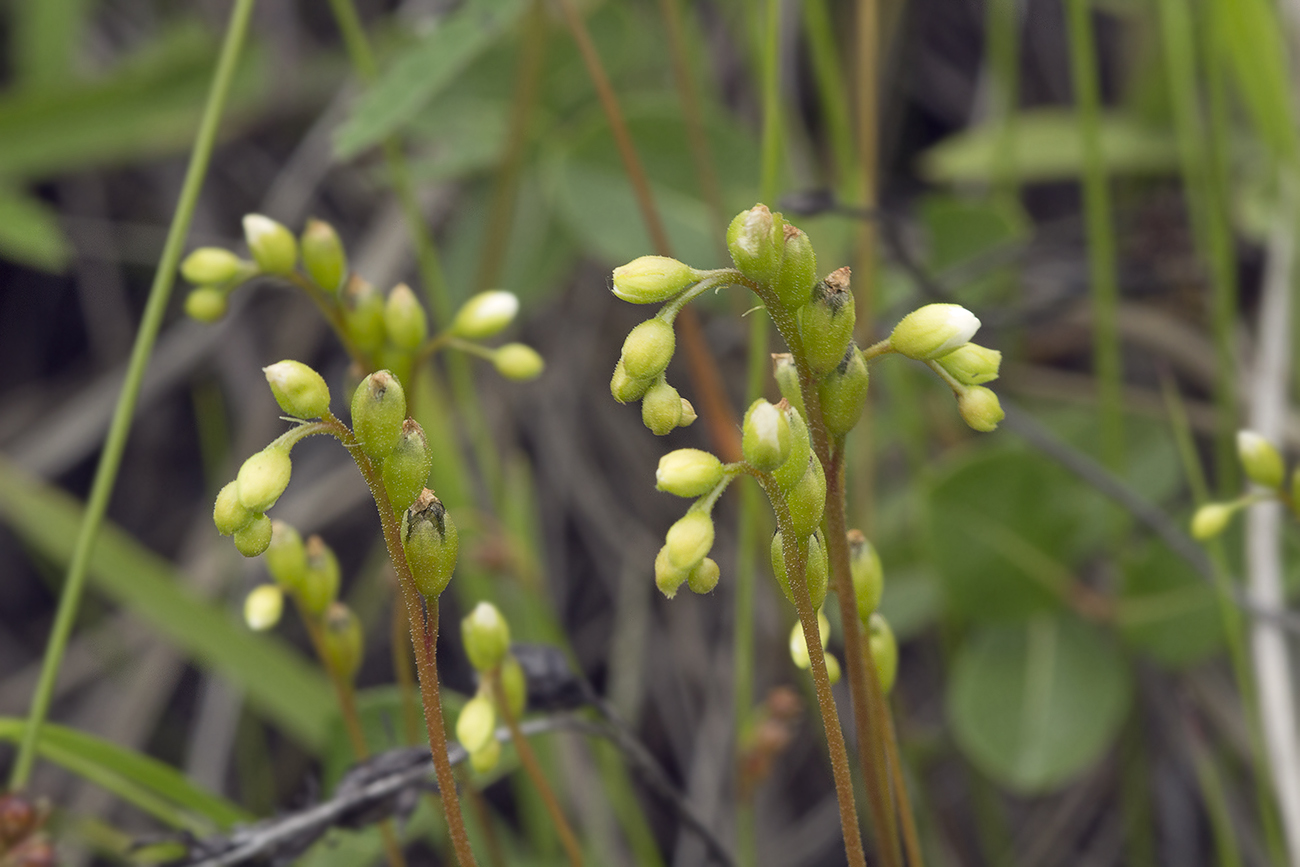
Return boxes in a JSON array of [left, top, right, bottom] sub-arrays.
[[1118, 541, 1224, 667], [0, 188, 72, 271], [1214, 0, 1299, 165], [0, 456, 335, 750], [333, 0, 528, 159], [0, 719, 252, 831], [948, 615, 1131, 792], [920, 109, 1180, 184]]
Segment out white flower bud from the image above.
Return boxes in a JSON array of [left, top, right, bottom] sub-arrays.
[[890, 303, 980, 360], [451, 290, 520, 339]]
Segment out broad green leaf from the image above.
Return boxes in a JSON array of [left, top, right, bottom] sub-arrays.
[[948, 615, 1131, 792], [333, 0, 527, 158], [0, 188, 72, 271], [920, 109, 1179, 184], [918, 195, 1024, 271], [1118, 541, 1224, 667], [1214, 0, 1299, 166], [0, 719, 251, 830], [0, 456, 334, 749]]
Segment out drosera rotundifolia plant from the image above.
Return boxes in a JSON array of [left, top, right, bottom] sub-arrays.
[[610, 203, 1003, 866]]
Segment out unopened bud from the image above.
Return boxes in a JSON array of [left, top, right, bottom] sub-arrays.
[[498, 654, 527, 718], [182, 248, 244, 285], [772, 353, 807, 419], [686, 557, 721, 594], [321, 602, 364, 680], [611, 359, 653, 403], [727, 204, 784, 285], [771, 405, 812, 492], [236, 445, 293, 513], [451, 290, 520, 339], [742, 398, 792, 472], [403, 489, 459, 598], [848, 530, 884, 621], [343, 277, 386, 352], [265, 520, 308, 593], [299, 535, 341, 615], [770, 531, 828, 609], [351, 370, 407, 460], [383, 419, 432, 512], [772, 224, 818, 310], [301, 219, 347, 293], [798, 268, 856, 375], [242, 214, 297, 276], [621, 319, 676, 380], [185, 287, 228, 323], [1191, 502, 1234, 540], [384, 284, 428, 351], [470, 738, 502, 773], [868, 613, 898, 694], [890, 303, 980, 360], [214, 480, 254, 536], [956, 385, 1004, 432], [456, 694, 496, 753], [786, 454, 827, 540], [789, 611, 832, 669], [493, 343, 545, 381], [263, 360, 330, 419], [1237, 430, 1285, 489], [642, 379, 683, 435], [244, 585, 284, 631], [656, 449, 724, 497], [612, 255, 699, 303], [233, 513, 273, 557], [665, 510, 715, 571], [817, 345, 870, 437], [935, 343, 1001, 386], [655, 544, 689, 598], [462, 602, 511, 672]]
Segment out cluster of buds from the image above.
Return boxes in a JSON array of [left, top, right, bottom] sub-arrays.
[[454, 603, 528, 773], [885, 303, 1004, 432], [0, 793, 53, 867], [181, 216, 543, 386], [1192, 430, 1297, 540]]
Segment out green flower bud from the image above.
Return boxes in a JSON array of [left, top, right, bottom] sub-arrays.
[[611, 359, 653, 404], [612, 255, 699, 303], [772, 353, 807, 420], [726, 204, 784, 285], [456, 694, 496, 753], [772, 224, 818, 310], [621, 319, 676, 380], [666, 510, 715, 571], [1237, 430, 1285, 489], [868, 613, 898, 695], [817, 345, 870, 437], [686, 557, 721, 594], [351, 370, 407, 461], [181, 248, 244, 285], [185, 287, 228, 323], [244, 584, 284, 631], [265, 520, 308, 593], [771, 404, 812, 492], [655, 544, 689, 598], [848, 529, 884, 621], [786, 454, 827, 541], [770, 531, 828, 609], [462, 602, 511, 673], [469, 738, 502, 774], [935, 343, 1001, 386], [451, 290, 520, 339], [242, 214, 298, 276], [798, 268, 856, 376], [890, 303, 980, 360], [403, 489, 459, 598], [382, 419, 432, 512], [299, 534, 341, 616], [498, 654, 527, 718], [656, 449, 724, 497], [789, 611, 832, 670], [263, 360, 330, 419], [214, 480, 254, 536], [384, 283, 428, 351], [343, 277, 386, 352], [493, 343, 545, 381], [233, 513, 273, 557], [642, 379, 683, 435], [742, 398, 793, 472], [301, 219, 347, 293], [321, 602, 364, 681], [1191, 502, 1234, 540], [956, 385, 1004, 432], [236, 445, 293, 513]]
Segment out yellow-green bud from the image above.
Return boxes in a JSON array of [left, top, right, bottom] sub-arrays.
[[343, 277, 386, 352], [742, 398, 793, 472], [726, 204, 784, 285], [935, 343, 1001, 386], [868, 613, 898, 694], [612, 255, 699, 303], [666, 510, 715, 571], [817, 345, 870, 437], [824, 653, 842, 685], [384, 284, 428, 351], [890, 303, 981, 360], [770, 531, 828, 609], [786, 454, 827, 540], [498, 654, 527, 718], [772, 224, 818, 310], [351, 370, 407, 461], [772, 353, 807, 420], [244, 584, 284, 631], [242, 214, 297, 276], [848, 529, 884, 621], [642, 379, 683, 435], [611, 359, 653, 404], [265, 520, 308, 593], [185, 287, 228, 323], [301, 219, 347, 293], [456, 694, 496, 753], [771, 405, 812, 492], [382, 419, 432, 512], [263, 360, 330, 419], [686, 557, 721, 594], [655, 544, 689, 598], [462, 602, 511, 673], [1190, 502, 1234, 540], [321, 602, 364, 681], [469, 738, 502, 774], [656, 449, 724, 497], [621, 319, 675, 380], [493, 343, 545, 381], [236, 445, 293, 513], [957, 385, 1004, 432], [451, 290, 520, 339], [233, 513, 273, 557], [214, 480, 254, 536], [299, 534, 341, 616], [403, 489, 459, 598], [789, 611, 831, 669], [798, 268, 856, 375], [182, 248, 244, 285], [1237, 430, 1285, 489]]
